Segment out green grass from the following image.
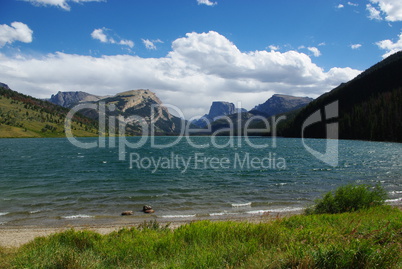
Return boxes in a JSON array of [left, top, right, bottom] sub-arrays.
[[1, 206, 401, 268]]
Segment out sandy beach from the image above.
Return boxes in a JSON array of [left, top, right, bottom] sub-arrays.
[[0, 210, 301, 248]]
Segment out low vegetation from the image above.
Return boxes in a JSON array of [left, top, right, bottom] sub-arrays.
[[305, 183, 388, 214], [1, 185, 401, 268]]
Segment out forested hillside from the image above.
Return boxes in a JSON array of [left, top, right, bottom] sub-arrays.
[[279, 51, 402, 142], [0, 85, 98, 138]]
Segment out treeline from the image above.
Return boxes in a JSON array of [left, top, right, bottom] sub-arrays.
[[279, 51, 402, 142]]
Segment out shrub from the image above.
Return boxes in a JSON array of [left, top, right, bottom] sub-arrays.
[[306, 184, 387, 214]]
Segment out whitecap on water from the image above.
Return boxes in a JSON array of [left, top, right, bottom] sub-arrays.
[[247, 207, 304, 215], [0, 212, 9, 216], [161, 214, 196, 218], [29, 210, 41, 214], [231, 202, 252, 207], [61, 214, 94, 219], [386, 198, 402, 203]]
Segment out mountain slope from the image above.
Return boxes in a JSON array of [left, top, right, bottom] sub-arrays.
[[279, 51, 402, 142], [0, 84, 98, 138]]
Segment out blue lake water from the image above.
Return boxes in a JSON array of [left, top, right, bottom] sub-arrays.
[[0, 137, 401, 227]]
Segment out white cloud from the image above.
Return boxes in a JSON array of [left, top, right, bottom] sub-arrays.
[[370, 0, 402, 21], [142, 39, 163, 50], [91, 28, 108, 43], [24, 0, 105, 11], [337, 4, 344, 9], [367, 4, 383, 20], [376, 32, 402, 58], [197, 0, 217, 6], [91, 28, 134, 48], [119, 39, 134, 48], [0, 31, 360, 118], [347, 2, 358, 7], [350, 44, 362, 49], [268, 45, 279, 51], [307, 47, 321, 57], [0, 22, 33, 48]]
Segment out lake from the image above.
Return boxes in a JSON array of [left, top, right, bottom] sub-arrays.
[[0, 137, 401, 227]]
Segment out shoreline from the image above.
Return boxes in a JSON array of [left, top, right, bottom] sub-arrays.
[[0, 210, 302, 248]]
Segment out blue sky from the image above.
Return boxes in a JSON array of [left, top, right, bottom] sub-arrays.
[[1, 0, 402, 118]]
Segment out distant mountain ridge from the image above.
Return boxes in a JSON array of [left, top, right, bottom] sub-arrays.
[[252, 94, 313, 116]]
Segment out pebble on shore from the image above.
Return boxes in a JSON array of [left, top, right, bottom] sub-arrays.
[[121, 211, 133, 216]]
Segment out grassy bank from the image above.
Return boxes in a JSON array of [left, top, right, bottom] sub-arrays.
[[0, 205, 401, 268]]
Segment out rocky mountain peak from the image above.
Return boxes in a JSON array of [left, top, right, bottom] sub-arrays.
[[0, 82, 10, 90], [50, 91, 101, 108], [208, 101, 236, 119]]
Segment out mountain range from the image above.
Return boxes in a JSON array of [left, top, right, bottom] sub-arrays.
[[48, 90, 312, 134]]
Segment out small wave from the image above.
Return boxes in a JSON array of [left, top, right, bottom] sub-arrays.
[[386, 198, 402, 203], [210, 212, 226, 216], [29, 210, 41, 214], [161, 214, 196, 218], [389, 191, 402, 194], [210, 212, 238, 216], [232, 202, 252, 207], [0, 212, 9, 216], [61, 214, 94, 219], [247, 207, 304, 215]]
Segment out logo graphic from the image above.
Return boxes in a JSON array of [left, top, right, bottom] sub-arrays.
[[301, 101, 339, 167]]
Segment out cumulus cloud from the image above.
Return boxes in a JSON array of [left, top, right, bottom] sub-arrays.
[[91, 28, 108, 43], [0, 31, 360, 118], [350, 44, 362, 49], [376, 32, 402, 58], [307, 47, 321, 57], [197, 0, 217, 6], [0, 22, 33, 48], [91, 28, 134, 48], [367, 4, 383, 20], [370, 0, 402, 21], [337, 4, 344, 9], [142, 39, 163, 50], [24, 0, 105, 11]]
